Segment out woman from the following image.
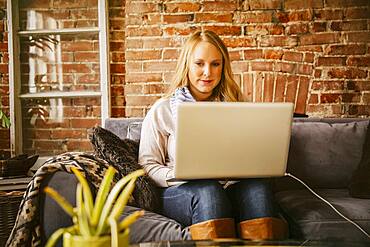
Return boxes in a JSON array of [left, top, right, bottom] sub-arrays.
[[138, 30, 288, 240]]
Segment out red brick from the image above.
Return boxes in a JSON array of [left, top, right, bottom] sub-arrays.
[[300, 33, 340, 45], [312, 80, 344, 90], [51, 130, 86, 139], [143, 38, 181, 49], [342, 93, 361, 103], [229, 51, 242, 61], [195, 13, 233, 23], [260, 36, 297, 48], [311, 22, 327, 32], [328, 68, 367, 79], [63, 64, 91, 73], [331, 21, 367, 31], [126, 27, 161, 37], [285, 0, 323, 9], [111, 85, 124, 96], [126, 73, 162, 83], [163, 14, 194, 24], [223, 37, 256, 48], [274, 12, 289, 23], [317, 57, 346, 66], [142, 14, 161, 25], [144, 84, 169, 95], [164, 26, 201, 36], [283, 52, 303, 62], [288, 10, 314, 21], [111, 107, 125, 118], [126, 2, 157, 13], [20, 0, 50, 8], [110, 19, 125, 30], [126, 50, 161, 61], [275, 62, 296, 73], [111, 75, 125, 85], [204, 26, 242, 36], [363, 94, 370, 104], [163, 49, 180, 59], [275, 74, 286, 102], [242, 73, 254, 102], [295, 76, 310, 114], [344, 7, 370, 19], [70, 119, 100, 128], [110, 64, 125, 74], [244, 49, 263, 60], [286, 23, 309, 35], [124, 107, 145, 118], [143, 61, 176, 72], [126, 39, 143, 49], [326, 44, 366, 55], [202, 1, 237, 11], [320, 93, 341, 104], [231, 61, 249, 73], [347, 57, 370, 67], [0, 129, 10, 139], [255, 73, 263, 102], [296, 46, 323, 53], [62, 41, 94, 52], [285, 75, 298, 103], [126, 62, 142, 72], [346, 81, 370, 91], [245, 24, 284, 35], [251, 61, 273, 71], [66, 140, 93, 151], [314, 69, 322, 78], [165, 2, 201, 12], [347, 32, 370, 43], [126, 95, 161, 107], [237, 12, 273, 23], [325, 0, 369, 7], [111, 52, 125, 63], [247, 0, 282, 10], [263, 73, 274, 102], [124, 84, 143, 94], [264, 50, 283, 60], [314, 9, 343, 20], [110, 41, 125, 52], [308, 94, 319, 104], [347, 105, 370, 116], [75, 52, 99, 62], [304, 53, 315, 63]]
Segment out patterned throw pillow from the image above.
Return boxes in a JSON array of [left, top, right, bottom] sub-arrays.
[[88, 126, 159, 212]]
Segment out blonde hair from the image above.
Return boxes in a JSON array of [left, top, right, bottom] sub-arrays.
[[165, 30, 243, 102]]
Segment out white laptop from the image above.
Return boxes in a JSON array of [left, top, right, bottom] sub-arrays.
[[174, 102, 294, 180]]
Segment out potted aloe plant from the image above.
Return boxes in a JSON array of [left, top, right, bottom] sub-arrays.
[[44, 166, 145, 247]]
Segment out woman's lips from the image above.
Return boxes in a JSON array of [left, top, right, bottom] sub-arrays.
[[200, 79, 213, 85]]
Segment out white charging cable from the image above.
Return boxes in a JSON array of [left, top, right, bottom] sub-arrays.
[[284, 172, 370, 239]]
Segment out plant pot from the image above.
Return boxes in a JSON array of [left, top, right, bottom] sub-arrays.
[[63, 229, 129, 247]]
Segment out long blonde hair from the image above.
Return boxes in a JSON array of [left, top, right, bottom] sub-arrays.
[[165, 30, 243, 102]]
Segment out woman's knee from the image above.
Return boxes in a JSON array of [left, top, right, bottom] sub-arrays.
[[183, 180, 232, 223]]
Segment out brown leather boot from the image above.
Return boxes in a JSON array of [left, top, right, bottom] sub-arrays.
[[189, 218, 236, 240], [238, 217, 288, 240]]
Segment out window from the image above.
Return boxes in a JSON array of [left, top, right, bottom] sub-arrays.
[[7, 0, 110, 160]]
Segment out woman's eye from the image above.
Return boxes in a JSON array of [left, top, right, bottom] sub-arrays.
[[212, 62, 220, 66], [195, 62, 203, 66]]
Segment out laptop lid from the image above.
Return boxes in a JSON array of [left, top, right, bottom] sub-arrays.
[[174, 102, 294, 179]]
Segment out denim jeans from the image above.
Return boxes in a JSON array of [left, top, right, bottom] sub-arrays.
[[159, 179, 277, 227]]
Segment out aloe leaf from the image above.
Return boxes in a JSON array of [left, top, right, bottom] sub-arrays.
[[45, 226, 75, 247], [118, 210, 144, 231], [96, 169, 144, 235], [71, 167, 94, 218], [76, 184, 91, 237], [91, 166, 116, 227], [44, 187, 74, 217], [109, 218, 119, 247], [109, 179, 137, 221]]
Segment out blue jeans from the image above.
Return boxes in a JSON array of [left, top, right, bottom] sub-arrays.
[[159, 179, 276, 227]]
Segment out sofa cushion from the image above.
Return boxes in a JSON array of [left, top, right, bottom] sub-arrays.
[[275, 189, 370, 241], [122, 206, 190, 243], [349, 120, 370, 199], [285, 120, 369, 189], [88, 126, 159, 212]]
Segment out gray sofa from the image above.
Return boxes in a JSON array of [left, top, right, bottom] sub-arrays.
[[40, 117, 370, 245]]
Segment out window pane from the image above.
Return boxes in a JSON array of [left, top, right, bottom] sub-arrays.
[[22, 97, 101, 156], [20, 33, 100, 94], [19, 0, 98, 30]]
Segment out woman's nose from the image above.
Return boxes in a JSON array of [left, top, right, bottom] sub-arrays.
[[203, 65, 211, 76]]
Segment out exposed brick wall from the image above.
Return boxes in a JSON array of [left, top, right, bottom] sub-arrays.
[[1, 0, 369, 157], [124, 0, 370, 118]]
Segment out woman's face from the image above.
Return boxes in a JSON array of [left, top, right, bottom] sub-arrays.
[[188, 41, 223, 101]]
